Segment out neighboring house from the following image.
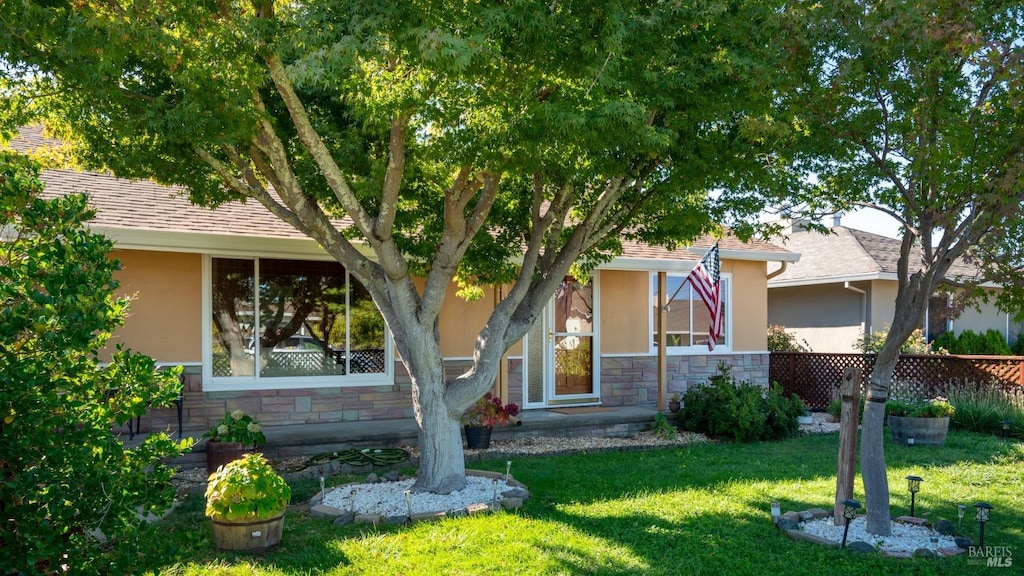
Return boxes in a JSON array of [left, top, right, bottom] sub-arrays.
[[768, 222, 1023, 353], [7, 127, 798, 433]]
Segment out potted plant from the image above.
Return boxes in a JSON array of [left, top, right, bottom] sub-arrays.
[[205, 453, 291, 550], [887, 397, 955, 446], [203, 410, 267, 475], [461, 392, 520, 449], [668, 393, 682, 414]]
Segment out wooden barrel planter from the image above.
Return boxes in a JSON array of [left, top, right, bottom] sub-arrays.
[[889, 416, 949, 446], [464, 425, 493, 449], [205, 442, 250, 475], [211, 514, 285, 551]]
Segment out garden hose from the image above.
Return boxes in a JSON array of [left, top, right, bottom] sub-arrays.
[[306, 447, 410, 468]]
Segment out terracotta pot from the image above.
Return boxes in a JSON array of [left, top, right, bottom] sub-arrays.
[[464, 425, 493, 449], [206, 441, 250, 475], [211, 513, 284, 550]]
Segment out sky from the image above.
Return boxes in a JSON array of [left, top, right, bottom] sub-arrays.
[[839, 208, 903, 239]]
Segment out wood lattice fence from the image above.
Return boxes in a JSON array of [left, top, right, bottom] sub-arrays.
[[770, 352, 1024, 410]]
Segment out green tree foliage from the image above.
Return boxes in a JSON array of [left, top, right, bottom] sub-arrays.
[[778, 0, 1024, 535], [679, 364, 804, 442], [0, 151, 191, 574], [0, 1, 796, 492]]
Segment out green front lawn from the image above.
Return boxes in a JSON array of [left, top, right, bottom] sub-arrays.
[[142, 431, 1023, 575]]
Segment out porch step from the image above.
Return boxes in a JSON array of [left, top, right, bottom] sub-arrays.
[[168, 406, 669, 469]]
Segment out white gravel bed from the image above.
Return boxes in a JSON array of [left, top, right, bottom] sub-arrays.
[[801, 516, 958, 554], [322, 477, 512, 517]]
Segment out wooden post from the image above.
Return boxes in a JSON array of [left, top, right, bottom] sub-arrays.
[[834, 366, 862, 525]]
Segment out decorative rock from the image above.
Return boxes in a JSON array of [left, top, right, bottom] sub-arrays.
[[847, 541, 877, 554], [776, 518, 800, 531], [383, 471, 400, 482], [502, 487, 530, 499], [798, 510, 815, 521], [806, 508, 830, 520], [955, 536, 973, 549], [932, 519, 955, 536], [895, 516, 929, 526], [354, 513, 382, 525], [782, 529, 839, 548], [913, 548, 935, 558], [465, 503, 490, 515], [385, 515, 408, 525], [411, 511, 448, 522], [309, 504, 345, 518], [365, 473, 379, 483], [333, 511, 356, 526], [502, 497, 524, 510], [780, 511, 801, 523], [938, 547, 966, 557]]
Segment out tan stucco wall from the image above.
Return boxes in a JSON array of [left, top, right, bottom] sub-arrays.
[[727, 260, 768, 351], [437, 284, 500, 357], [109, 250, 202, 363], [868, 280, 898, 335], [599, 270, 650, 354], [768, 282, 868, 352]]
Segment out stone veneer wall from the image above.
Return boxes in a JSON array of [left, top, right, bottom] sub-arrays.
[[134, 354, 768, 435]]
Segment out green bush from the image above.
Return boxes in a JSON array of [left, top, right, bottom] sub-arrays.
[[0, 152, 192, 574], [680, 364, 804, 442], [937, 329, 1012, 355], [1012, 333, 1024, 356], [767, 325, 811, 352], [946, 385, 1024, 438]]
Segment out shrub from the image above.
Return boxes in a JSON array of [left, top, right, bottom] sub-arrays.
[[945, 384, 1024, 438], [767, 325, 811, 352], [856, 326, 933, 354], [885, 397, 955, 418], [205, 453, 291, 522], [0, 152, 192, 574], [680, 363, 803, 442], [1012, 333, 1024, 356], [938, 329, 1013, 355]]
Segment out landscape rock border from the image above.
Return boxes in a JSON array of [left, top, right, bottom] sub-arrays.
[[309, 469, 530, 526], [775, 507, 969, 558]]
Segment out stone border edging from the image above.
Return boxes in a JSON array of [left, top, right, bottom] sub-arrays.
[[775, 507, 970, 558], [308, 469, 531, 526]]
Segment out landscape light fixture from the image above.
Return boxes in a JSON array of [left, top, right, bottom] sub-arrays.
[[771, 501, 781, 524], [957, 504, 966, 530], [974, 502, 993, 548], [841, 498, 860, 549], [1001, 420, 1011, 439], [906, 475, 923, 517]]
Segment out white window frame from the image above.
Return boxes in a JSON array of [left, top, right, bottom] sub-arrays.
[[202, 254, 394, 391], [649, 271, 731, 354]]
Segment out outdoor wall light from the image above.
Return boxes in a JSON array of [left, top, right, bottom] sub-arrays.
[[906, 475, 923, 517], [974, 502, 994, 548], [957, 504, 966, 530], [841, 498, 860, 549], [1001, 420, 1011, 438], [771, 501, 781, 523]]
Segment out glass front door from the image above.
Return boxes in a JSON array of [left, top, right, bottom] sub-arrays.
[[523, 277, 597, 407]]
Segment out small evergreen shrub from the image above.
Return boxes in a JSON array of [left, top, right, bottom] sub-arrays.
[[937, 329, 1012, 355], [680, 364, 804, 442]]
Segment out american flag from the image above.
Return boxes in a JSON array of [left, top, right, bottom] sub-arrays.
[[687, 243, 722, 351]]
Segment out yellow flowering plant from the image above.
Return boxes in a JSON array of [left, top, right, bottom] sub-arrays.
[[203, 410, 266, 447]]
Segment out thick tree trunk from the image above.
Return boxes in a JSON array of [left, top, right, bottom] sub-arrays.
[[860, 374, 892, 536]]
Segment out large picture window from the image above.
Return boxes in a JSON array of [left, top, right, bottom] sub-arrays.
[[209, 257, 389, 387], [650, 273, 729, 352]]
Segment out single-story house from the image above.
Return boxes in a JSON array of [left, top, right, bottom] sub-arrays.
[[768, 222, 1023, 353], [8, 127, 798, 435]]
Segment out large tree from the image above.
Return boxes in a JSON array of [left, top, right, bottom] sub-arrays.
[[780, 0, 1024, 534], [1, 0, 791, 493]]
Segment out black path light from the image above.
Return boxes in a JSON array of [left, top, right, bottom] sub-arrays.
[[974, 502, 994, 548], [841, 498, 861, 549], [906, 475, 923, 517], [1001, 420, 1011, 439]]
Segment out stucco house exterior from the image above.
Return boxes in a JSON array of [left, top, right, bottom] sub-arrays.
[[768, 224, 1023, 353], [8, 127, 798, 435]]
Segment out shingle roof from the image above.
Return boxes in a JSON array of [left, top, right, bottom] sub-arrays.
[[7, 125, 793, 263], [769, 226, 979, 285]]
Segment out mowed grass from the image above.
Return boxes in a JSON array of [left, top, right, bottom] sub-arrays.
[[143, 431, 1023, 576]]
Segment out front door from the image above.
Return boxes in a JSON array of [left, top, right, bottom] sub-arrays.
[[523, 277, 598, 407]]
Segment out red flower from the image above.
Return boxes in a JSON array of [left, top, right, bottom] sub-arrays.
[[462, 392, 520, 427]]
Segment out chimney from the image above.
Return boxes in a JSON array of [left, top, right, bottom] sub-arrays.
[[832, 212, 843, 227]]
